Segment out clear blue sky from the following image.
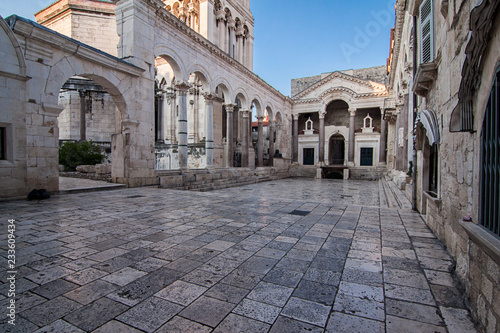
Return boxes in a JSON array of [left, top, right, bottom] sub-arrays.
[[0, 0, 395, 96]]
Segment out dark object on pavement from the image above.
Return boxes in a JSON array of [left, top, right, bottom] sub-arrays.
[[27, 189, 51, 201]]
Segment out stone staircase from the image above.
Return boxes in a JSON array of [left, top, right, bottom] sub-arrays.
[[349, 165, 387, 180], [380, 175, 412, 209], [157, 168, 285, 192]]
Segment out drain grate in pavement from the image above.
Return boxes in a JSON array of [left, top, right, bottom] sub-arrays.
[[289, 210, 311, 216]]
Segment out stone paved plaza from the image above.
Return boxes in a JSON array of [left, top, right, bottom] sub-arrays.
[[0, 179, 477, 332]]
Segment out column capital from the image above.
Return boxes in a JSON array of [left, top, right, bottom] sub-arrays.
[[241, 110, 251, 118], [319, 110, 327, 119], [235, 25, 244, 36], [227, 18, 236, 29], [257, 116, 265, 123], [175, 82, 191, 94], [202, 93, 216, 104], [215, 10, 226, 21], [292, 113, 300, 121], [224, 103, 235, 112], [348, 107, 357, 116]]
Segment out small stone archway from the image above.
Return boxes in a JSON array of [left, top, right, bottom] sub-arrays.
[[53, 73, 132, 183], [42, 51, 148, 187]]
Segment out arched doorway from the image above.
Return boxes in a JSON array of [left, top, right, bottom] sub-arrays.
[[329, 133, 345, 165]]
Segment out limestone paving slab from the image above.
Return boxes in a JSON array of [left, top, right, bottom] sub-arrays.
[[0, 179, 477, 332]]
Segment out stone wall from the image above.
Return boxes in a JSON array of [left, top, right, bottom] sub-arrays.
[[388, 1, 500, 331], [35, 0, 119, 56], [340, 65, 388, 85], [291, 75, 322, 97], [58, 90, 117, 142], [0, 17, 27, 198]]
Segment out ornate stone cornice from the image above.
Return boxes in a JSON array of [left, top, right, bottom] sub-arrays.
[[292, 87, 388, 105], [389, 0, 407, 86], [292, 71, 387, 100]]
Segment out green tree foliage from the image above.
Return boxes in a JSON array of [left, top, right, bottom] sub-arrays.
[[59, 141, 106, 171]]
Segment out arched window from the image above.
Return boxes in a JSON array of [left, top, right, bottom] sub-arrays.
[[479, 64, 500, 237]]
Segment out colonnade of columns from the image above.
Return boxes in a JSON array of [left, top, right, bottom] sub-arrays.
[[215, 10, 248, 66], [222, 107, 270, 168], [167, 81, 271, 170], [292, 108, 387, 166]]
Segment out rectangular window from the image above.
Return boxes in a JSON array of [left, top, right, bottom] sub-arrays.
[[428, 143, 438, 194], [360, 148, 373, 166], [0, 127, 5, 160], [420, 0, 434, 63], [479, 66, 500, 237]]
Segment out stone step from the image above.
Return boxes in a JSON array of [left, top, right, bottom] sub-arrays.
[[170, 177, 256, 191]]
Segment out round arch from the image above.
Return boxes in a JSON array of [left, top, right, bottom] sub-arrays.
[[44, 57, 129, 118], [154, 45, 187, 81], [320, 88, 356, 108], [213, 77, 233, 103], [186, 63, 212, 90], [251, 97, 264, 118], [234, 89, 249, 108], [0, 17, 26, 77]]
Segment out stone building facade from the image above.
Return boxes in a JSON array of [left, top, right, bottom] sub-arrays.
[[0, 0, 293, 199], [291, 67, 389, 180], [386, 0, 500, 331]]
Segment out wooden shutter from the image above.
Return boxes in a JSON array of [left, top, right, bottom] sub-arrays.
[[420, 0, 434, 63]]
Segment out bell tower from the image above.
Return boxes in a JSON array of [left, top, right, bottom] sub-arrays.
[[162, 0, 254, 70]]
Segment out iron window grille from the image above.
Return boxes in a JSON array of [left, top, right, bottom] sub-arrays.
[[479, 64, 500, 237]]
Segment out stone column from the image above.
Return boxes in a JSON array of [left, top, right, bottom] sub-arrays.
[[257, 116, 264, 167], [241, 110, 250, 167], [204, 93, 215, 168], [79, 90, 87, 141], [236, 26, 244, 63], [176, 82, 190, 169], [215, 10, 225, 49], [155, 91, 163, 142], [348, 108, 356, 165], [318, 110, 326, 165], [293, 114, 299, 163], [169, 91, 177, 143], [269, 120, 275, 166], [228, 18, 235, 57], [379, 116, 387, 164], [225, 103, 234, 167]]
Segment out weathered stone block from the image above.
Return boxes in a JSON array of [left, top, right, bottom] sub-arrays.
[[76, 165, 96, 173], [95, 164, 111, 175]]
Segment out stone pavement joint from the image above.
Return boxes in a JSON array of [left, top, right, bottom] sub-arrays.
[[0, 179, 477, 332]]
